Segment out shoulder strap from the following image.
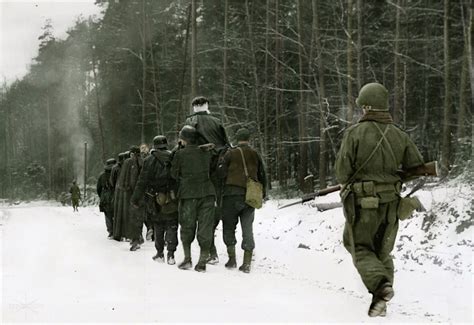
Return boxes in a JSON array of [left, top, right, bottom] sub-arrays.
[[346, 123, 390, 185], [372, 122, 398, 166], [237, 147, 249, 177]]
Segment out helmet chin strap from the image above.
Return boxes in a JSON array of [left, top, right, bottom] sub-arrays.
[[193, 102, 209, 113]]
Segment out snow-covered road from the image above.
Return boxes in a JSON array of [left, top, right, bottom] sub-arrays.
[[1, 200, 472, 323]]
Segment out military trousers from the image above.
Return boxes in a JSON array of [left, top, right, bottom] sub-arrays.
[[222, 195, 255, 251], [343, 199, 399, 293], [153, 217, 178, 253], [178, 196, 215, 254], [129, 204, 146, 241], [103, 209, 114, 236]]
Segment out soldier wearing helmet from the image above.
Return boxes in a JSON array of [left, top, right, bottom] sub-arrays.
[[131, 135, 179, 264], [335, 82, 425, 317], [171, 125, 216, 272]]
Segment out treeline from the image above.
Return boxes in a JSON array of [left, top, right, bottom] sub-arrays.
[[0, 0, 472, 200]]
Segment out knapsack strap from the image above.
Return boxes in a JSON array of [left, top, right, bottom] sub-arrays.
[[372, 122, 398, 167], [237, 147, 249, 178]]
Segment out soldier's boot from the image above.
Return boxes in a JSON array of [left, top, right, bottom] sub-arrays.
[[152, 251, 164, 262], [130, 240, 141, 251], [167, 251, 176, 265], [225, 246, 237, 269], [238, 250, 252, 273], [178, 245, 192, 270], [195, 250, 209, 272], [369, 282, 394, 317], [207, 245, 219, 265]]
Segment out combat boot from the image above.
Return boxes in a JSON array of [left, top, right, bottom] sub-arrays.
[[368, 298, 386, 317], [178, 258, 192, 270], [195, 250, 209, 272], [130, 241, 141, 251], [146, 229, 153, 241], [238, 250, 252, 273], [374, 282, 394, 302], [207, 246, 219, 265], [225, 246, 237, 269], [152, 251, 164, 262], [167, 251, 176, 265]]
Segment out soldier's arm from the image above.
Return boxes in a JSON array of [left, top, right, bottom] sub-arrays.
[[401, 134, 425, 170], [217, 150, 231, 179], [96, 176, 102, 197], [335, 130, 355, 184], [131, 157, 151, 205], [170, 151, 180, 180], [257, 152, 268, 199]]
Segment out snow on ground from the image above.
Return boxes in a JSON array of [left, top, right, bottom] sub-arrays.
[[1, 180, 472, 323]]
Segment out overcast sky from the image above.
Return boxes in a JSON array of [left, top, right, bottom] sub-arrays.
[[0, 0, 103, 85]]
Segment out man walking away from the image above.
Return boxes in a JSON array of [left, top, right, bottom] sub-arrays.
[[97, 158, 116, 239], [171, 125, 216, 272], [335, 82, 425, 317], [131, 135, 179, 265], [218, 128, 267, 273], [69, 180, 81, 212], [185, 96, 230, 264]]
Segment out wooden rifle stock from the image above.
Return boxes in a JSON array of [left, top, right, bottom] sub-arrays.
[[397, 161, 438, 182]]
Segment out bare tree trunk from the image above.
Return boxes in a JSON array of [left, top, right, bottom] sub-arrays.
[[393, 0, 402, 124], [356, 0, 363, 90], [222, 0, 228, 108], [146, 16, 162, 134], [346, 0, 354, 123], [441, 0, 451, 173], [46, 96, 52, 198], [313, 0, 327, 189], [263, 0, 272, 187], [177, 4, 192, 131], [140, 0, 147, 144], [457, 1, 471, 139], [275, 0, 285, 187], [296, 0, 308, 191], [245, 0, 263, 153], [91, 48, 105, 161], [191, 0, 197, 99]]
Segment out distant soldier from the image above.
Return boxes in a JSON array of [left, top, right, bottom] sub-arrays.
[[97, 158, 116, 239], [218, 128, 267, 273], [335, 83, 425, 317], [69, 180, 81, 212], [171, 125, 216, 272], [184, 96, 230, 264], [131, 135, 178, 264]]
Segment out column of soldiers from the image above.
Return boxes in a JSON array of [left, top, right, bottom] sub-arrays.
[[96, 84, 427, 318], [96, 96, 267, 273]]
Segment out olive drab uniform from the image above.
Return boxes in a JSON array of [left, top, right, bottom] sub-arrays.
[[171, 142, 216, 271], [69, 183, 81, 212], [218, 140, 267, 273], [185, 110, 230, 262], [335, 84, 424, 317], [131, 148, 178, 262]]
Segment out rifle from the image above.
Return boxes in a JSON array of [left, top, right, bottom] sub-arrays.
[[278, 161, 438, 210], [397, 161, 439, 182], [278, 185, 341, 210]]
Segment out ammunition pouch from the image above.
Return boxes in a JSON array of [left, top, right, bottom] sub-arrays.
[[359, 196, 379, 209], [351, 181, 401, 205], [397, 196, 423, 220]]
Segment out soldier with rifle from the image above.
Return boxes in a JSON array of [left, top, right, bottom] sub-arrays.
[[97, 158, 117, 239], [335, 82, 430, 317]]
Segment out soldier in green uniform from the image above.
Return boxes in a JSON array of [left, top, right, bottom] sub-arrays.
[[131, 135, 179, 264], [218, 128, 267, 273], [184, 96, 230, 265], [97, 158, 116, 238], [171, 125, 216, 272], [69, 180, 81, 212], [335, 83, 425, 317]]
